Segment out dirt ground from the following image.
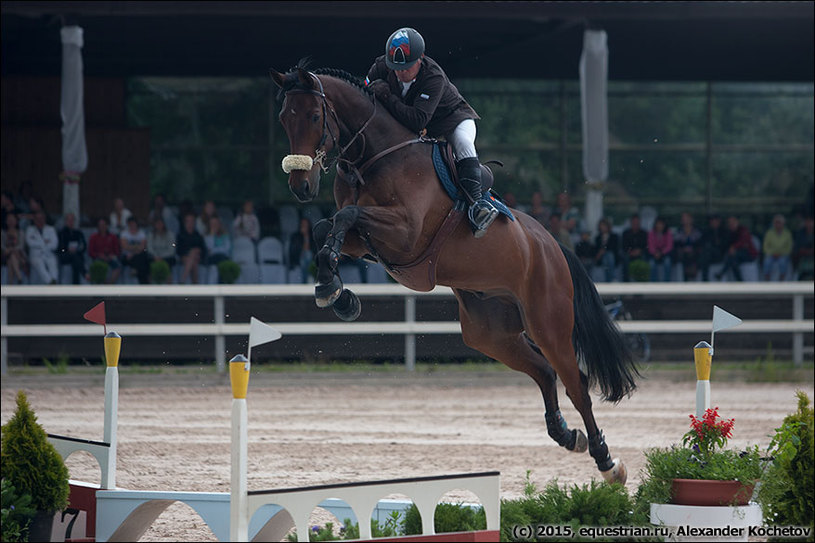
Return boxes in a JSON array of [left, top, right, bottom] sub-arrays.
[[1, 369, 812, 542]]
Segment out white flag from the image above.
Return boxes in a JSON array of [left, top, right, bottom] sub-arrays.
[[249, 317, 282, 348], [712, 306, 742, 333]]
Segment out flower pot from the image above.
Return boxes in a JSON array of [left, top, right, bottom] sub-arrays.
[[671, 478, 755, 506], [28, 509, 56, 542]]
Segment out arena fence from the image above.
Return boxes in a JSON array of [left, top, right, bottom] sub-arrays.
[[1, 282, 812, 376]]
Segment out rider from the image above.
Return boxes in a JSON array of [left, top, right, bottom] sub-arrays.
[[365, 27, 499, 238]]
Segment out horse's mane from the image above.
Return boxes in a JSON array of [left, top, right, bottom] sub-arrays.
[[275, 57, 373, 102]]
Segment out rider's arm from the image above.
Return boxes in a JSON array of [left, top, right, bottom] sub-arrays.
[[379, 73, 445, 134]]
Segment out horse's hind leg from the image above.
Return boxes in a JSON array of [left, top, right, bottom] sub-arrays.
[[524, 296, 627, 484], [454, 290, 587, 453]]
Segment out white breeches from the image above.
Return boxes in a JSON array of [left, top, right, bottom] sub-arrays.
[[447, 119, 478, 160]]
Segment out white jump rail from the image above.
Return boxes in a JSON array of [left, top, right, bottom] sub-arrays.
[[2, 282, 812, 375]]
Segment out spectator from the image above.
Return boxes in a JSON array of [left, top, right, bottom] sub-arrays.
[[698, 213, 728, 282], [109, 197, 132, 235], [547, 212, 574, 251], [528, 191, 550, 226], [177, 212, 207, 284], [761, 214, 794, 281], [147, 194, 177, 234], [574, 229, 596, 275], [648, 216, 674, 282], [57, 212, 87, 284], [1, 191, 20, 229], [1, 212, 28, 284], [554, 192, 582, 239], [120, 217, 151, 284], [594, 217, 619, 282], [196, 200, 218, 237], [232, 199, 260, 242], [288, 217, 315, 284], [88, 217, 122, 284], [147, 217, 177, 282], [674, 212, 702, 281], [621, 213, 648, 282], [24, 210, 59, 284], [716, 215, 758, 281], [792, 215, 814, 280], [204, 216, 232, 267]]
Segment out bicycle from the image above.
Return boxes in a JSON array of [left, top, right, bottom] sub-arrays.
[[605, 299, 651, 364]]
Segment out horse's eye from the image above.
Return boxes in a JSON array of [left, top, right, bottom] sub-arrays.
[[312, 113, 321, 123]]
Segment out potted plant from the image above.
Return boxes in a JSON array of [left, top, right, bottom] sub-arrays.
[[89, 259, 109, 284], [150, 259, 171, 284], [636, 406, 763, 509], [0, 391, 70, 542], [217, 260, 241, 284]]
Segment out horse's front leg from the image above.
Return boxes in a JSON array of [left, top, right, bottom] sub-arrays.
[[314, 206, 361, 321]]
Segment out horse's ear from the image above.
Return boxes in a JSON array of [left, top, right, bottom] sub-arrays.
[[269, 69, 285, 89], [296, 68, 317, 90]]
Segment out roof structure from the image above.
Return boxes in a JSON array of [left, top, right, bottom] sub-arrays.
[[2, 1, 813, 82]]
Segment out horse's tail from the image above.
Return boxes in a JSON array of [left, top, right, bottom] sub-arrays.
[[559, 244, 639, 403]]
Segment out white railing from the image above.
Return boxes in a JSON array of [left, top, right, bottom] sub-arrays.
[[1, 282, 812, 375]]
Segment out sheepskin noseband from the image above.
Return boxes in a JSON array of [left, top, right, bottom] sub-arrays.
[[282, 154, 314, 173]]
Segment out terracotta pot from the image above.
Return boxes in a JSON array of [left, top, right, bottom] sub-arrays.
[[671, 478, 755, 506]]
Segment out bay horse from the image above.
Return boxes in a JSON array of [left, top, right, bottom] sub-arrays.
[[270, 62, 638, 484]]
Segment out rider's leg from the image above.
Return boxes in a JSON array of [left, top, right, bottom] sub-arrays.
[[449, 119, 498, 238]]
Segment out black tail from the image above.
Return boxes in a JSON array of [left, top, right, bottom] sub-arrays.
[[559, 245, 639, 402]]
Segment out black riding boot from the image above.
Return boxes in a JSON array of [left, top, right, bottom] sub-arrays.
[[457, 157, 498, 238]]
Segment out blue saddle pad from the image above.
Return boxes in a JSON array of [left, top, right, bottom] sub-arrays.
[[432, 142, 515, 221]]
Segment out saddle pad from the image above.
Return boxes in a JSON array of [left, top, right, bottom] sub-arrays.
[[432, 142, 515, 221]]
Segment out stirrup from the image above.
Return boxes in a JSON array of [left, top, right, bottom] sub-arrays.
[[468, 198, 499, 239]]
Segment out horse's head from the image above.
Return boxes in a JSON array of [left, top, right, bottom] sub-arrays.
[[271, 66, 336, 202]]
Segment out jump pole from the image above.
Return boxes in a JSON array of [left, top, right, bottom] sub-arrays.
[[103, 331, 121, 489], [230, 354, 250, 542]]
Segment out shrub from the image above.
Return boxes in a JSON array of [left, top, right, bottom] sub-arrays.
[[1, 478, 36, 542], [628, 259, 650, 282], [0, 391, 69, 513], [758, 391, 814, 536], [88, 259, 109, 284], [402, 501, 486, 535], [501, 475, 645, 542], [217, 260, 241, 284], [150, 259, 171, 284]]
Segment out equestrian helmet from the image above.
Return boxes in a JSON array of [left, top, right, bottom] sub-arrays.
[[385, 28, 425, 71]]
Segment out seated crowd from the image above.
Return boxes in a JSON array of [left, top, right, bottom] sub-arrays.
[[2, 189, 813, 285], [0, 192, 348, 285]]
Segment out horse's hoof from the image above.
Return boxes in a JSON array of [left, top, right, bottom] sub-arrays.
[[315, 276, 343, 308], [333, 289, 361, 321], [571, 429, 588, 453], [600, 458, 627, 485]]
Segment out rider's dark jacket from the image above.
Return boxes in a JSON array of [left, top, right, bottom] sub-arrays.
[[366, 55, 479, 138]]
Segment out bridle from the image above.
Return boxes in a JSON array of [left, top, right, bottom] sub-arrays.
[[282, 72, 377, 175]]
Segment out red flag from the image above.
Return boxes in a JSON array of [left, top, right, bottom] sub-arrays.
[[83, 301, 106, 334]]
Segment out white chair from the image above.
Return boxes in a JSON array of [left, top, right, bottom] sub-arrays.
[[338, 259, 363, 284], [232, 237, 259, 284], [257, 237, 284, 264]]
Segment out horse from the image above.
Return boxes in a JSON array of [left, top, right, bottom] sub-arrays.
[[270, 61, 638, 484]]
